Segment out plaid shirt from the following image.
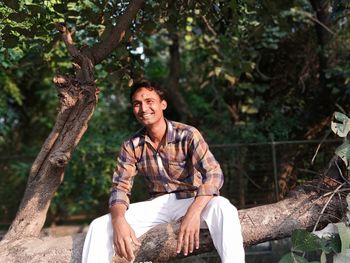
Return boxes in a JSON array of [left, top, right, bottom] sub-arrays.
[[109, 120, 224, 208]]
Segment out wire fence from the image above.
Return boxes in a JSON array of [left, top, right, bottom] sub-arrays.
[[0, 138, 342, 217], [210, 138, 342, 209]]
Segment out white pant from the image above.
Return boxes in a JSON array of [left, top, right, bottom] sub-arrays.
[[82, 194, 245, 263]]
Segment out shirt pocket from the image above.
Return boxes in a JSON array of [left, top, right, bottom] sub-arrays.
[[167, 160, 187, 179]]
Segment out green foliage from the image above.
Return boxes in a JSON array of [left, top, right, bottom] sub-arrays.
[[279, 252, 317, 263], [280, 111, 350, 262], [1, 0, 350, 224], [279, 229, 342, 263], [331, 112, 350, 168]]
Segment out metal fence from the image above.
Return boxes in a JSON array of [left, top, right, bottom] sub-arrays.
[[0, 139, 342, 217], [210, 139, 342, 209]]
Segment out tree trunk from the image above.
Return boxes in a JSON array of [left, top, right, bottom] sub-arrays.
[[166, 32, 193, 122], [1, 158, 348, 262], [164, 1, 192, 122], [3, 0, 145, 241], [4, 57, 98, 241], [309, 0, 332, 92]]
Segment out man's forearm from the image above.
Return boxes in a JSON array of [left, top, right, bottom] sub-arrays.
[[110, 203, 128, 222], [186, 195, 213, 216]]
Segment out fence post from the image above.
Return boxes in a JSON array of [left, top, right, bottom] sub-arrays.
[[270, 134, 279, 202]]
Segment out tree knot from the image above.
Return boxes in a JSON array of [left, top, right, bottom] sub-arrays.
[[49, 151, 70, 167]]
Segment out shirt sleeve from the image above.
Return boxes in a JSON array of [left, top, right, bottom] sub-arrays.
[[189, 129, 224, 196], [108, 140, 137, 209]]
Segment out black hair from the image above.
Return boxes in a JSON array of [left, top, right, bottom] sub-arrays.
[[129, 80, 167, 102]]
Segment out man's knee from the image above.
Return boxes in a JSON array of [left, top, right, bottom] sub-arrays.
[[209, 196, 238, 214], [89, 214, 111, 230]]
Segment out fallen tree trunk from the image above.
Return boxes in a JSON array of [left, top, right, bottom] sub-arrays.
[[1, 159, 347, 262]]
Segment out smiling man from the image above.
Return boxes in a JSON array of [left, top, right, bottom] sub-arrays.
[[82, 81, 245, 263]]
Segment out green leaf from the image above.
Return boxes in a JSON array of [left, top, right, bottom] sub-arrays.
[[292, 229, 323, 252], [335, 223, 350, 253], [2, 33, 19, 48], [53, 4, 67, 14], [7, 12, 27, 23], [3, 0, 20, 10], [331, 112, 350, 137], [279, 252, 310, 263], [334, 141, 350, 168], [321, 234, 341, 254], [11, 27, 34, 37], [1, 25, 13, 35], [26, 4, 46, 15]]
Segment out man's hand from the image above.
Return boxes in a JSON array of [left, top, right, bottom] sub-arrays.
[[112, 216, 141, 262], [176, 196, 213, 256], [176, 209, 201, 256]]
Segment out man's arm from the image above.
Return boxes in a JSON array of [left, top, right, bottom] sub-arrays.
[[177, 129, 224, 256], [111, 204, 141, 261], [109, 140, 141, 261]]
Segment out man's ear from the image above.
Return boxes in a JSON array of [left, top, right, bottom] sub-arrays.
[[161, 100, 167, 110]]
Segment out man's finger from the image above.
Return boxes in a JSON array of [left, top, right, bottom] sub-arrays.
[[117, 239, 127, 259], [124, 237, 135, 261], [177, 231, 184, 253], [189, 232, 194, 253], [195, 230, 200, 250], [114, 241, 121, 258], [131, 231, 141, 246], [183, 232, 189, 256]]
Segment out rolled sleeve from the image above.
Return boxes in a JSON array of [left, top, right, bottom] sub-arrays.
[[190, 129, 224, 197], [108, 141, 137, 209]]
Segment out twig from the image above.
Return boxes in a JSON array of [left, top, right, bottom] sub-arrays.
[[55, 23, 81, 61], [297, 168, 320, 176], [335, 103, 346, 114], [312, 183, 346, 232], [335, 159, 350, 185], [201, 15, 217, 36], [311, 130, 331, 165]]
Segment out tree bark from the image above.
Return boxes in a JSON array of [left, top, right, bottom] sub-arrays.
[[3, 0, 145, 241], [1, 158, 348, 262]]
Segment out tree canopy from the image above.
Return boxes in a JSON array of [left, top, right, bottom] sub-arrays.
[[1, 0, 350, 225]]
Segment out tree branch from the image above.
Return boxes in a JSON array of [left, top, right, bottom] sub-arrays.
[[86, 0, 145, 65]]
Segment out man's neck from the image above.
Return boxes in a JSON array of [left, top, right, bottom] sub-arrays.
[[145, 118, 167, 148]]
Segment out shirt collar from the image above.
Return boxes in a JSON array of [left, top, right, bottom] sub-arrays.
[[165, 119, 175, 144], [141, 119, 175, 145]]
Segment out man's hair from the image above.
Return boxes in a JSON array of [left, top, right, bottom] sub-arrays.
[[129, 80, 167, 102]]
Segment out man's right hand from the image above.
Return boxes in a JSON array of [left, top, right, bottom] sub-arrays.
[[111, 204, 141, 262], [112, 216, 141, 262]]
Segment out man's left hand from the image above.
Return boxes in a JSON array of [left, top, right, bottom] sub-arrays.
[[176, 210, 201, 256]]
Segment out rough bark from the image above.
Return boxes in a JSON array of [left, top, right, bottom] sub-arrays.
[[86, 0, 145, 65], [3, 0, 144, 241], [0, 159, 348, 262], [4, 51, 97, 240]]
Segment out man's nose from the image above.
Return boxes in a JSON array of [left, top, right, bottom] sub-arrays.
[[140, 102, 146, 112]]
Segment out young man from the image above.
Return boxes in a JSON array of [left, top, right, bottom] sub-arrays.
[[82, 81, 245, 263]]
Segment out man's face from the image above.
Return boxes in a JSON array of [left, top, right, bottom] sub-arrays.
[[131, 87, 167, 127]]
